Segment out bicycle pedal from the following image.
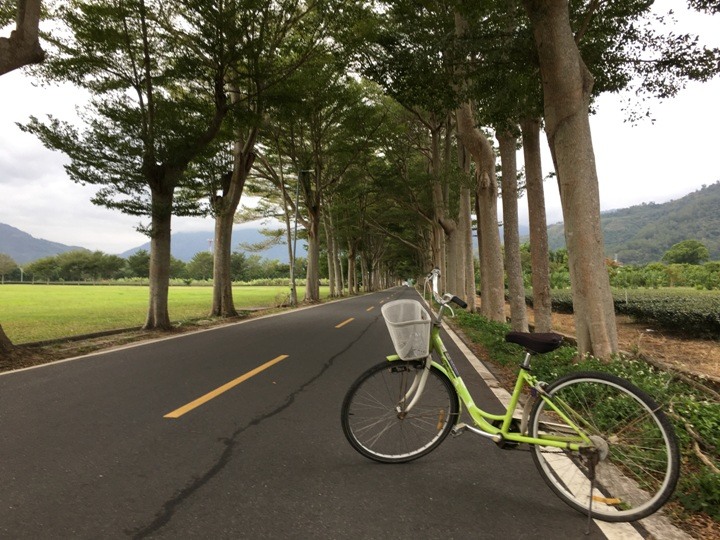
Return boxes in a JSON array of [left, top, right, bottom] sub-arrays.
[[451, 423, 468, 437]]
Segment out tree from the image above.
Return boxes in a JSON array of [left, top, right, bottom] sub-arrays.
[[127, 250, 150, 279], [0, 253, 17, 283], [234, 178, 303, 300], [1, 0, 45, 356], [498, 129, 528, 332], [89, 251, 126, 280], [352, 1, 479, 303], [521, 119, 553, 332], [453, 6, 515, 323], [0, 321, 12, 355], [521, 0, 720, 356], [25, 256, 59, 282], [254, 55, 387, 302], [168, 256, 186, 279], [343, 100, 434, 292], [23, 0, 243, 330], [523, 0, 619, 358], [0, 0, 43, 75], [20, 251, 127, 281], [687, 0, 720, 13], [662, 239, 710, 265], [186, 251, 214, 280], [456, 101, 505, 322], [230, 250, 247, 282], [200, 0, 325, 317]]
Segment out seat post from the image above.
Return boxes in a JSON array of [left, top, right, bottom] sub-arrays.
[[520, 351, 533, 370]]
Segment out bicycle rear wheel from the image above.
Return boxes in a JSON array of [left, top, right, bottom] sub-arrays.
[[529, 371, 679, 522], [341, 360, 459, 463]]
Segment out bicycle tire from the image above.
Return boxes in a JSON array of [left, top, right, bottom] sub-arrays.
[[341, 360, 459, 463], [528, 371, 680, 522]]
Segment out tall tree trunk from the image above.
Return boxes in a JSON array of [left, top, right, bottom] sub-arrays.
[[144, 185, 174, 330], [441, 118, 463, 296], [0, 324, 14, 356], [347, 240, 357, 295], [521, 117, 553, 332], [0, 0, 44, 76], [431, 224, 445, 290], [280, 177, 299, 306], [360, 256, 369, 293], [474, 195, 487, 315], [305, 206, 321, 302], [460, 186, 476, 311], [333, 232, 344, 296], [457, 143, 476, 311], [211, 85, 258, 317], [323, 213, 337, 297], [524, 0, 618, 358], [211, 209, 237, 317], [429, 125, 447, 292], [456, 103, 505, 322], [0, 0, 43, 359], [444, 220, 461, 295], [325, 212, 343, 297], [498, 129, 528, 332]]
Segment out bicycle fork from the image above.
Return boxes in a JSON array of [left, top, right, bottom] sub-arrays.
[[395, 356, 432, 417]]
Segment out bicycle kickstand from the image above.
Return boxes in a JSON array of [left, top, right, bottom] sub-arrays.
[[584, 450, 601, 535]]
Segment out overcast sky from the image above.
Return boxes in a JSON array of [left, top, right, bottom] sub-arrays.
[[1, 2, 718, 254]]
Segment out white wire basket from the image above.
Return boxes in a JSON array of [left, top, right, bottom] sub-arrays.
[[381, 299, 432, 360]]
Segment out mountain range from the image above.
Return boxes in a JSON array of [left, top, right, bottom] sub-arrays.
[[0, 224, 86, 264], [119, 227, 291, 263], [0, 223, 291, 264], [542, 182, 720, 264], [2, 182, 719, 266]]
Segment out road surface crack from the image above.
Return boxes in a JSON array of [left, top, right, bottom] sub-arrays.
[[128, 312, 382, 538]]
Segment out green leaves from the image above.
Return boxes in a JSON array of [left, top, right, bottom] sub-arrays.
[[663, 239, 711, 265], [687, 0, 720, 14]]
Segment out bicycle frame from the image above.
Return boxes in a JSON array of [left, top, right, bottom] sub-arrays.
[[386, 305, 590, 452], [346, 272, 679, 523]]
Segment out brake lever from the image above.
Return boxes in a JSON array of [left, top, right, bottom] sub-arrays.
[[440, 294, 456, 318]]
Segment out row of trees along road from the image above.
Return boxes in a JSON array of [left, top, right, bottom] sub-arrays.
[[1, 1, 719, 360], [0, 249, 298, 283]]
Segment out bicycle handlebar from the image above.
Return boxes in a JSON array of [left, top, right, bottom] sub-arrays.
[[424, 268, 467, 321]]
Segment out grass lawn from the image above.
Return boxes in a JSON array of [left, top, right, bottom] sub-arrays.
[[0, 284, 329, 344]]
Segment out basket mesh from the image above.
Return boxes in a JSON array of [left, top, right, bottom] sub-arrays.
[[381, 299, 431, 360]]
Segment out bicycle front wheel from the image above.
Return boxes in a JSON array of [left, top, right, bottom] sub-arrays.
[[529, 371, 679, 522], [341, 360, 459, 463]]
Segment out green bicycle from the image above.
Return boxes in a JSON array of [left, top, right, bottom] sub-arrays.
[[341, 269, 680, 523]]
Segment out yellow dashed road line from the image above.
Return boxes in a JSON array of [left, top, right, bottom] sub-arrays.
[[335, 318, 354, 328], [164, 354, 290, 419]]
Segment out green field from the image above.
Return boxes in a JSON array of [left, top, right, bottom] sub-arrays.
[[0, 284, 329, 344]]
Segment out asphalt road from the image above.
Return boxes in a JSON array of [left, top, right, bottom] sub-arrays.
[[0, 287, 637, 539]]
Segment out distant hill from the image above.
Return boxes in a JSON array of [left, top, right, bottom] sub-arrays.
[[5, 182, 718, 267], [544, 182, 720, 264], [0, 223, 87, 264], [0, 222, 292, 265], [120, 226, 291, 263]]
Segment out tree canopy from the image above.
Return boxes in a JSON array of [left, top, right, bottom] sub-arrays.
[[7, 0, 720, 356], [662, 239, 710, 265]]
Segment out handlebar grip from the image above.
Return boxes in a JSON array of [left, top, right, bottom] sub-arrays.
[[451, 296, 467, 309]]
